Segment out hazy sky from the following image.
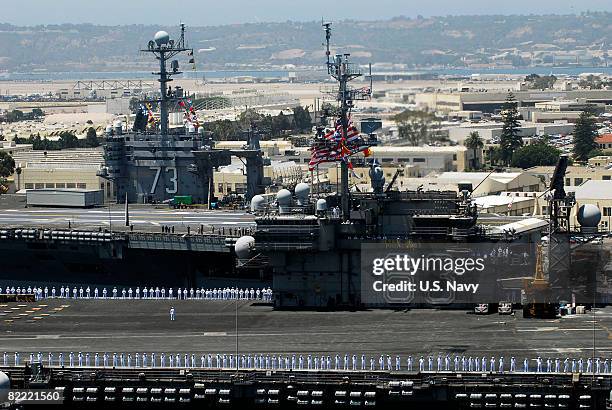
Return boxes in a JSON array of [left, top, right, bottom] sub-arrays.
[[4, 0, 611, 26]]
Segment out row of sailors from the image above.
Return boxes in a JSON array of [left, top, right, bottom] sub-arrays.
[[4, 352, 612, 374], [3, 286, 274, 301]]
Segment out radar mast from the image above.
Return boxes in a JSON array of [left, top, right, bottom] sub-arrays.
[[322, 22, 372, 220], [141, 24, 195, 136]]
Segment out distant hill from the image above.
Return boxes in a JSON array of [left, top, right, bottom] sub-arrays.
[[0, 13, 610, 72]]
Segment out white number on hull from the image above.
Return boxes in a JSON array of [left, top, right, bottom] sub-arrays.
[[166, 167, 178, 194], [149, 166, 178, 194], [150, 166, 162, 194]]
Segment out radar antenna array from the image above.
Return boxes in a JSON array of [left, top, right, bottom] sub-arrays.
[[317, 21, 374, 220], [141, 24, 195, 136]]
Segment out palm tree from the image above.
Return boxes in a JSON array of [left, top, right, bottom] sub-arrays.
[[464, 132, 484, 170]]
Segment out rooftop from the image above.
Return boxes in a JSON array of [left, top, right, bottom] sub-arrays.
[[596, 134, 612, 144], [568, 180, 612, 200], [473, 195, 534, 209], [438, 171, 523, 185], [371, 146, 467, 153]]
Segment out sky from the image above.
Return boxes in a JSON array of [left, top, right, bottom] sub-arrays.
[[3, 0, 611, 26]]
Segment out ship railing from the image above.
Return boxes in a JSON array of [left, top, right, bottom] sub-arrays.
[[409, 227, 452, 236], [0, 228, 123, 243], [256, 226, 319, 236], [256, 241, 315, 251]]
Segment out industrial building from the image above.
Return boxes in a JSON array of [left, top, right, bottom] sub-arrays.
[[10, 148, 114, 201], [0, 141, 33, 156], [213, 160, 299, 200], [293, 145, 477, 175], [472, 192, 542, 217], [520, 99, 606, 123], [529, 165, 612, 188], [415, 89, 612, 114], [447, 121, 575, 143]]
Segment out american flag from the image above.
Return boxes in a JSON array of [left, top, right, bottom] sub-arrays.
[[309, 117, 366, 171]]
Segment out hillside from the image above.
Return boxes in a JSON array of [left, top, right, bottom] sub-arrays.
[[0, 13, 610, 72]]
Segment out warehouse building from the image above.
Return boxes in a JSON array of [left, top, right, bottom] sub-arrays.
[[415, 89, 612, 114]]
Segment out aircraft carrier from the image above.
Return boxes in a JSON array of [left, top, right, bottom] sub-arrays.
[[1, 23, 612, 409]]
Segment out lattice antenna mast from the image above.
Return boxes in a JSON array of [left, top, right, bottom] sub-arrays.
[[141, 24, 195, 136], [322, 21, 371, 220]]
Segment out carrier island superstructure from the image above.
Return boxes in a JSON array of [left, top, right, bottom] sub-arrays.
[[97, 25, 266, 206]]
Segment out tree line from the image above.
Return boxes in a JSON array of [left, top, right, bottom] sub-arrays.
[[13, 128, 100, 150], [0, 109, 44, 123], [133, 105, 313, 141]]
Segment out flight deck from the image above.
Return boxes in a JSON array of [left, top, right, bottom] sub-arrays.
[[1, 299, 611, 358]]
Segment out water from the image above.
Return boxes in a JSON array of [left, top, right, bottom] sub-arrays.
[[2, 66, 610, 82], [0, 70, 291, 82]]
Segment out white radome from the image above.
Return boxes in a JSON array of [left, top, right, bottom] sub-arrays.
[[235, 236, 255, 259], [154, 31, 170, 46], [277, 189, 292, 206], [0, 371, 9, 403], [250, 195, 266, 212], [577, 204, 601, 228]]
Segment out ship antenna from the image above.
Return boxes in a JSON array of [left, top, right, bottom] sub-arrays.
[[321, 21, 371, 221], [141, 25, 195, 137]]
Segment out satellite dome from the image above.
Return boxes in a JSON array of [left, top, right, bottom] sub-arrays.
[[316, 198, 328, 212], [250, 195, 266, 212], [0, 371, 9, 403], [295, 183, 310, 205], [277, 189, 292, 206], [577, 204, 601, 228], [234, 236, 255, 259], [154, 31, 170, 46], [277, 189, 292, 214]]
